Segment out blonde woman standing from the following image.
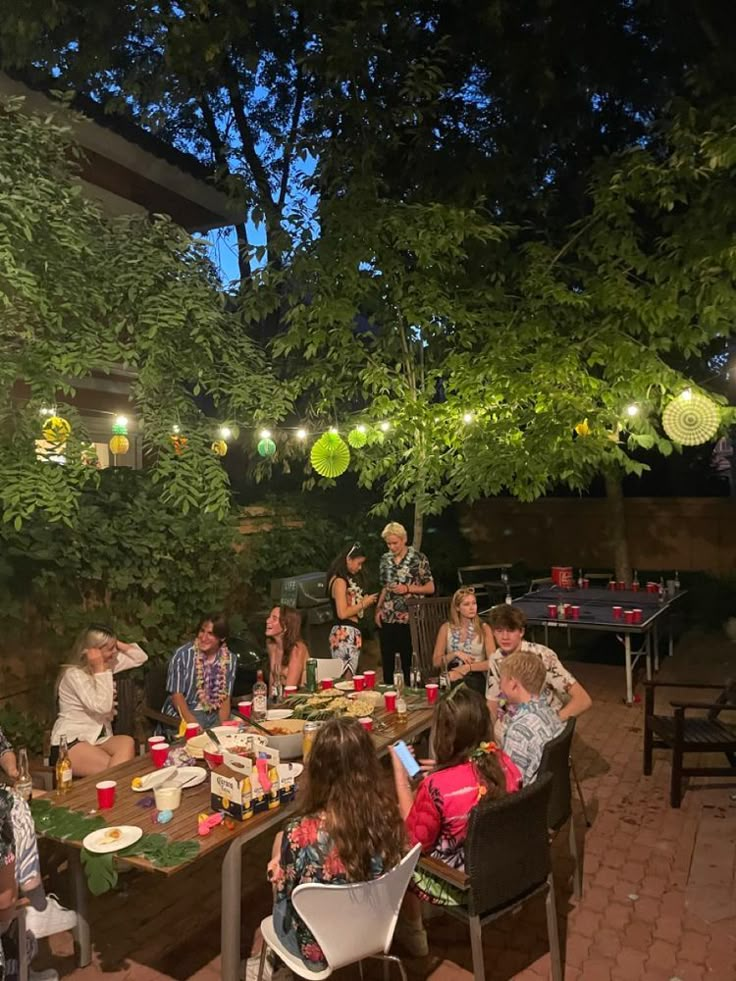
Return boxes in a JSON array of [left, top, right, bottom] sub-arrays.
[[375, 522, 434, 685], [51, 624, 147, 776], [432, 587, 495, 694]]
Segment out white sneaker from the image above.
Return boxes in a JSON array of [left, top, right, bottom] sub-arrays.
[[30, 970, 60, 981], [244, 953, 273, 981], [25, 895, 78, 939]]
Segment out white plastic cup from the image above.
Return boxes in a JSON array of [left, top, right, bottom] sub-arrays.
[[154, 785, 182, 811]]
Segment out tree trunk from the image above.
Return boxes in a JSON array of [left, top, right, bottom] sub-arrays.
[[412, 502, 424, 551], [604, 468, 631, 582]]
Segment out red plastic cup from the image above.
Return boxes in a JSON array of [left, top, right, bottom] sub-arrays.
[[632, 608, 642, 624], [96, 780, 117, 810], [204, 749, 224, 768], [631, 581, 640, 592], [284, 686, 298, 697], [147, 735, 165, 752], [624, 609, 635, 625], [563, 603, 571, 619], [353, 675, 365, 692], [571, 605, 580, 620], [617, 581, 626, 591], [151, 742, 170, 768], [384, 690, 397, 712], [647, 582, 658, 594], [321, 678, 334, 690], [612, 606, 623, 620], [547, 604, 558, 619], [185, 723, 201, 741], [582, 579, 590, 589], [364, 670, 376, 689], [425, 683, 439, 705], [358, 716, 373, 732], [238, 700, 252, 718], [608, 580, 616, 591]]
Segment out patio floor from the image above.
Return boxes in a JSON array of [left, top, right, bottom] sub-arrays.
[[33, 639, 736, 981]]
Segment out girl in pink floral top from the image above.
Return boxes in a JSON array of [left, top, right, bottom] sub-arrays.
[[265, 718, 405, 973], [392, 685, 521, 909]]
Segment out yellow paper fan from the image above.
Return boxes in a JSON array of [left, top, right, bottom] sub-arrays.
[[662, 393, 719, 446], [310, 432, 350, 477]]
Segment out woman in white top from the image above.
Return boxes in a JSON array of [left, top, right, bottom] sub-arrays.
[[432, 587, 495, 694], [51, 624, 148, 776]]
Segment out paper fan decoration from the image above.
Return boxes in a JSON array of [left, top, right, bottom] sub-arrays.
[[257, 438, 276, 457], [348, 427, 368, 449], [310, 432, 350, 477], [662, 393, 719, 446]]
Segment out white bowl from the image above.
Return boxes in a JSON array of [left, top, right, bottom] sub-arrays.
[[266, 709, 294, 721], [261, 719, 306, 760]]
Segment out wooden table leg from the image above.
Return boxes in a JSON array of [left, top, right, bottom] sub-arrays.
[[220, 835, 244, 981], [70, 850, 92, 967]]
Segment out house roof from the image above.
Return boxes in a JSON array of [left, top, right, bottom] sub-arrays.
[[0, 67, 245, 232]]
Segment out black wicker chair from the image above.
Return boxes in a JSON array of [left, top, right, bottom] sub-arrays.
[[538, 719, 582, 899], [418, 772, 561, 981]]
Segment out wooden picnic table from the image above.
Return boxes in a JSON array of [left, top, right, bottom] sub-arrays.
[[37, 692, 435, 981]]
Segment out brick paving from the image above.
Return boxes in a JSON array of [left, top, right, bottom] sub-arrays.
[[34, 659, 736, 980]]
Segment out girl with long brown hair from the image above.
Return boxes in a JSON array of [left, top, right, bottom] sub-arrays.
[[265, 605, 310, 694], [391, 685, 521, 914], [245, 717, 406, 979]]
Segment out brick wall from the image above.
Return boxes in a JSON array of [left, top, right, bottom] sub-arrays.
[[460, 497, 736, 574]]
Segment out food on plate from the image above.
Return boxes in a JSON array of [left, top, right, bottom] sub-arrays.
[[102, 828, 123, 843], [131, 777, 143, 789], [290, 691, 375, 721]]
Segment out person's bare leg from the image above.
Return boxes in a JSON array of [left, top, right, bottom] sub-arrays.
[[249, 832, 285, 956], [68, 742, 113, 777], [101, 735, 136, 765]]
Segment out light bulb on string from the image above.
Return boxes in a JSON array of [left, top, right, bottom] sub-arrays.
[[462, 412, 474, 424], [114, 415, 128, 429], [329, 426, 339, 434], [171, 424, 181, 434], [259, 428, 272, 440], [379, 421, 390, 432], [625, 404, 639, 418], [356, 424, 367, 434], [681, 388, 693, 401], [219, 426, 232, 441], [296, 428, 308, 440]]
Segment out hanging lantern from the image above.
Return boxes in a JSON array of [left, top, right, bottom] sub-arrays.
[[257, 437, 276, 457], [109, 434, 129, 456], [211, 439, 228, 457], [42, 415, 71, 443], [310, 432, 350, 478], [574, 420, 591, 438], [662, 392, 719, 445], [170, 435, 188, 456], [348, 427, 368, 449]]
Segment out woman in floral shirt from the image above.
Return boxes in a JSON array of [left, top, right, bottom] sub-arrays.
[[375, 522, 434, 685], [325, 542, 379, 675], [247, 718, 405, 977]]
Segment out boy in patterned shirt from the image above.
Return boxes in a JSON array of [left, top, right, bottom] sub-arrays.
[[498, 651, 564, 785], [486, 605, 592, 738]]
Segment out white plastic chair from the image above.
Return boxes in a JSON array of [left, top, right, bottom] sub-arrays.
[[314, 658, 348, 682], [256, 843, 421, 980]]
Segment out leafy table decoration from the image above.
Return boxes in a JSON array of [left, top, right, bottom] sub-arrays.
[[31, 799, 200, 895]]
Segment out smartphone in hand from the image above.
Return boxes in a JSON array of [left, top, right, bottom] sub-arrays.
[[392, 739, 421, 779]]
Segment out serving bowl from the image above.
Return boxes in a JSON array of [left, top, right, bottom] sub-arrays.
[[260, 718, 306, 760]]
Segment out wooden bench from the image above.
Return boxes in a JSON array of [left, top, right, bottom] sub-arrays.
[[643, 679, 736, 807]]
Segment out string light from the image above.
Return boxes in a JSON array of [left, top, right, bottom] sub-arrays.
[[379, 421, 390, 432], [625, 404, 639, 417], [329, 426, 339, 434], [462, 412, 473, 424], [114, 415, 129, 429], [259, 428, 272, 439], [171, 424, 181, 434], [681, 388, 693, 401], [356, 424, 367, 433], [219, 426, 232, 441], [296, 428, 308, 440]]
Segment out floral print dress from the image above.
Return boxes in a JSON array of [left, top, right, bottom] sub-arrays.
[[273, 812, 386, 971]]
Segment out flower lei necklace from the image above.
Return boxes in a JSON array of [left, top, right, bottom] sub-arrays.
[[347, 576, 365, 619], [194, 640, 230, 711]]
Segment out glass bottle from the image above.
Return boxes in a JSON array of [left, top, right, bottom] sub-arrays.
[[16, 747, 33, 802], [252, 670, 268, 721], [396, 692, 408, 721], [55, 735, 73, 795], [393, 653, 405, 696], [439, 654, 451, 691], [577, 568, 584, 589], [409, 651, 421, 689], [306, 658, 318, 693], [674, 570, 680, 591]]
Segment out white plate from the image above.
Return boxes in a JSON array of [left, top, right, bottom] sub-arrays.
[[83, 826, 143, 855], [335, 680, 354, 692], [266, 709, 294, 721], [132, 766, 208, 792], [277, 762, 303, 780]]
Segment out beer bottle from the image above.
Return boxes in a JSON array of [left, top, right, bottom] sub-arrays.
[[55, 736, 73, 795], [16, 747, 33, 802]]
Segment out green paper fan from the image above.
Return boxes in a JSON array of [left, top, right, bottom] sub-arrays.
[[347, 428, 368, 449], [662, 393, 719, 446], [311, 432, 350, 477], [257, 437, 276, 457]]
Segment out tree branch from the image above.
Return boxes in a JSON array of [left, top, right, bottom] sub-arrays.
[[277, 61, 306, 211]]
